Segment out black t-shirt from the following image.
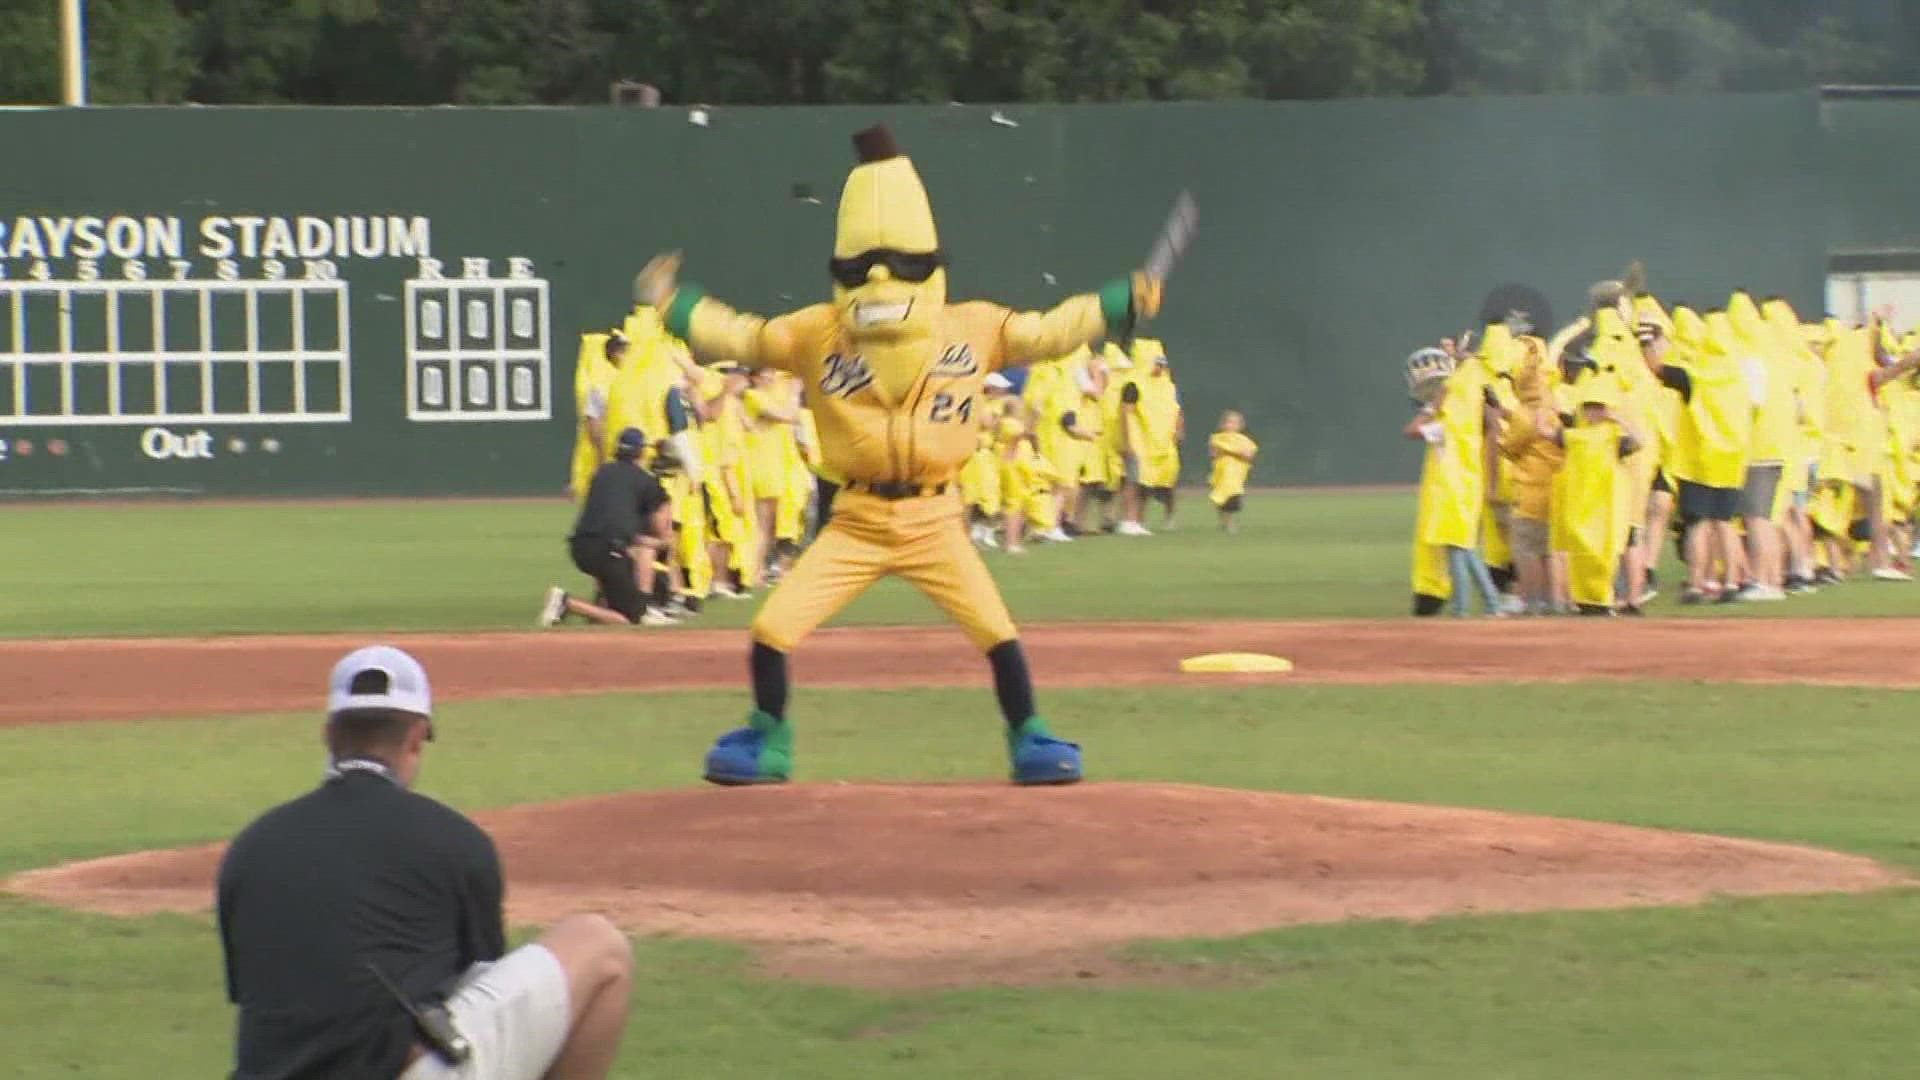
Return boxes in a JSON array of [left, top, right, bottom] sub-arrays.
[[217, 765, 505, 1080], [570, 460, 668, 547]]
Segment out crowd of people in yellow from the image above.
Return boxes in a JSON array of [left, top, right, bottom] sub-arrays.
[[556, 308, 1260, 625], [1409, 276, 1920, 617], [959, 335, 1256, 552]]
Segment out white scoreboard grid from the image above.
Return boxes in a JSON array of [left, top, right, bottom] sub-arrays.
[[404, 277, 551, 421], [0, 279, 351, 426]]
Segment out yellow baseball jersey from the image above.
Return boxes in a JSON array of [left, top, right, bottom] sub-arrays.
[[672, 293, 1112, 487], [1208, 431, 1257, 504]]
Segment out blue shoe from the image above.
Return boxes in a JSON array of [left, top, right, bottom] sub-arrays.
[[1008, 717, 1082, 786], [703, 710, 793, 785]]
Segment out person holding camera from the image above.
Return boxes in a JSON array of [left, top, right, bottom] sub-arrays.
[[538, 426, 677, 627], [217, 645, 634, 1079]]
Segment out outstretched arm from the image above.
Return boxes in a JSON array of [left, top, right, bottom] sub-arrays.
[[639, 253, 815, 373], [1000, 274, 1163, 368]]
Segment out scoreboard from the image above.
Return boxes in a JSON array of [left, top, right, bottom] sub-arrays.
[[0, 278, 350, 426], [405, 275, 551, 422]]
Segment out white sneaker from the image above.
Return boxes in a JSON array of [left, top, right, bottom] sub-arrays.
[[1911, 540, 1920, 560], [1005, 544, 1027, 555], [981, 530, 1000, 550], [1498, 593, 1527, 616], [1872, 566, 1914, 582], [1116, 521, 1153, 537], [639, 608, 679, 627], [1744, 584, 1787, 602], [1037, 527, 1073, 543], [711, 583, 740, 598], [537, 586, 566, 628]]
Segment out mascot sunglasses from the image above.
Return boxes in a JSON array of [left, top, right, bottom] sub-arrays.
[[827, 248, 947, 287]]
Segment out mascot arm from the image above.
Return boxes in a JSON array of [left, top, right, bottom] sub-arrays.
[[663, 285, 814, 374], [999, 279, 1139, 368]]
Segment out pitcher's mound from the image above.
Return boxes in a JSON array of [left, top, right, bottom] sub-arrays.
[[8, 783, 1902, 987]]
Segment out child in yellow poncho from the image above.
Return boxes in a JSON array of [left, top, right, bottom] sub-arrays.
[[1207, 410, 1258, 533]]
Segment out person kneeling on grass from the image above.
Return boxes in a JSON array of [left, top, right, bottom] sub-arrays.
[[218, 646, 633, 1080], [539, 426, 677, 628]]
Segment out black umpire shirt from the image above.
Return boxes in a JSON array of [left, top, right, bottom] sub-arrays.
[[570, 459, 668, 547], [217, 761, 506, 1080]]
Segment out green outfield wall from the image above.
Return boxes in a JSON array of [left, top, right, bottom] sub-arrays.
[[0, 91, 1830, 496]]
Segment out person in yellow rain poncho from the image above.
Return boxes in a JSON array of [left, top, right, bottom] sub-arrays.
[[773, 395, 820, 568], [1064, 348, 1110, 535], [1584, 303, 1658, 610], [999, 415, 1059, 554], [1498, 343, 1564, 615], [1206, 409, 1258, 533], [1725, 291, 1797, 601], [1123, 339, 1184, 532], [743, 368, 803, 581], [1405, 335, 1503, 617], [694, 365, 757, 599], [960, 373, 1016, 547], [1027, 346, 1089, 543], [1805, 321, 1864, 577], [1474, 333, 1521, 598], [1542, 378, 1644, 614], [1085, 342, 1133, 532], [568, 329, 624, 501], [1761, 297, 1825, 592], [1884, 354, 1920, 565], [1854, 317, 1920, 578], [1657, 307, 1755, 602]]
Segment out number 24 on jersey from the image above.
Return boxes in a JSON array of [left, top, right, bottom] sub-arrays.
[[929, 393, 973, 424]]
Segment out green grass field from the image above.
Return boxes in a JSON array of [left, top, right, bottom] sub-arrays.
[[4, 492, 1919, 1078], [2, 490, 1916, 637]]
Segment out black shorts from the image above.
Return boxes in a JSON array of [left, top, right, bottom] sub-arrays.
[[1147, 485, 1175, 501], [1217, 495, 1244, 513], [1677, 480, 1739, 523], [1652, 470, 1674, 497], [569, 536, 643, 622]]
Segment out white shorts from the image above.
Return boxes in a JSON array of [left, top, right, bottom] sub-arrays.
[[399, 944, 571, 1080]]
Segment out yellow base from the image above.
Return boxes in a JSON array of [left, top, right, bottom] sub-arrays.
[[1180, 652, 1294, 674]]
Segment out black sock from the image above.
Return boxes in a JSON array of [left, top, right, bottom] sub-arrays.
[[986, 640, 1037, 730], [750, 642, 788, 720]]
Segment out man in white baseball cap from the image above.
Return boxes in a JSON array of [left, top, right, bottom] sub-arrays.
[[217, 645, 635, 1080]]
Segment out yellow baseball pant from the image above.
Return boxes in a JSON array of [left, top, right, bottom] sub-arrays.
[[750, 490, 1018, 653]]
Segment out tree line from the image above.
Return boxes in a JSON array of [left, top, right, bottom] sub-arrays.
[[6, 0, 1919, 107]]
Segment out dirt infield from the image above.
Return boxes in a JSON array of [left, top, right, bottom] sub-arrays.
[[8, 617, 1914, 985], [10, 782, 1902, 986], [4, 617, 1918, 727]]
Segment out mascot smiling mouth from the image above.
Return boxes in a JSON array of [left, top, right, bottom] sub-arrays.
[[852, 299, 913, 328]]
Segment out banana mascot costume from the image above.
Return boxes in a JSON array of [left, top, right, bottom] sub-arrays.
[[635, 125, 1165, 786]]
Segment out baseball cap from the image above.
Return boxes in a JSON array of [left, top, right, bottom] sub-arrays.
[[328, 645, 432, 718], [615, 427, 646, 458]]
